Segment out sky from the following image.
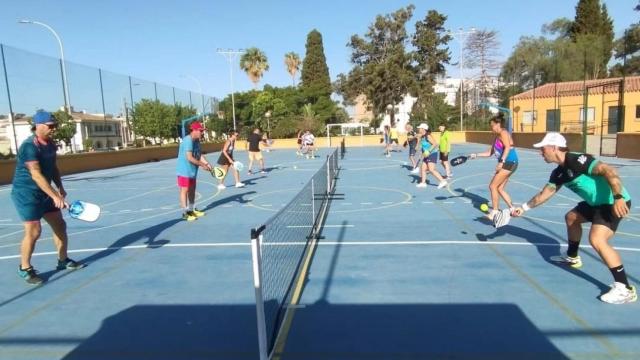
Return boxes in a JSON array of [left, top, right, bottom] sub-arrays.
[[0, 0, 638, 101]]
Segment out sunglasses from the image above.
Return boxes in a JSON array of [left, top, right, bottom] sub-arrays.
[[46, 124, 58, 129]]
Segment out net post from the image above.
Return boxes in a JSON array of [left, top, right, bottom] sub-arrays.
[[326, 154, 331, 194], [250, 228, 269, 360], [311, 179, 316, 232]]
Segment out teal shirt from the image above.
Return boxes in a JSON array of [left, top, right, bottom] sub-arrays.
[[176, 135, 201, 178], [12, 135, 57, 192], [548, 152, 631, 206]]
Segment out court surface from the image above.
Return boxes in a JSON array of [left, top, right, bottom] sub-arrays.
[[1, 142, 639, 359]]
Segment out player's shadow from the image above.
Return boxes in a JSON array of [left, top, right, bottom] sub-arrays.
[[476, 223, 609, 293], [436, 187, 490, 212], [202, 191, 255, 212]]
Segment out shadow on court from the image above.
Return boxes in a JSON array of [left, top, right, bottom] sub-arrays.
[[60, 304, 260, 360], [281, 302, 569, 360], [54, 302, 572, 360]]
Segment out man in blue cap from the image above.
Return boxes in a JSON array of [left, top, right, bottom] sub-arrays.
[[11, 110, 84, 285]]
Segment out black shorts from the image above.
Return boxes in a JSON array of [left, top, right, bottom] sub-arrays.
[[502, 161, 518, 172], [573, 200, 632, 232], [439, 152, 449, 161], [297, 139, 302, 145], [391, 138, 399, 144], [217, 155, 233, 166]]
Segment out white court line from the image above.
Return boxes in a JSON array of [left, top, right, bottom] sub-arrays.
[[422, 201, 433, 204], [381, 202, 393, 205], [342, 203, 353, 205], [360, 202, 373, 205], [286, 224, 355, 229], [0, 219, 11, 222], [1, 240, 638, 262], [443, 201, 455, 204]]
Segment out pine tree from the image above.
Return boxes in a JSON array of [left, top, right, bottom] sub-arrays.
[[570, 0, 614, 77], [300, 30, 332, 102]]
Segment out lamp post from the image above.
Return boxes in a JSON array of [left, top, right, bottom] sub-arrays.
[[264, 110, 271, 134], [450, 27, 476, 131], [18, 20, 71, 115], [181, 74, 205, 121], [217, 48, 245, 131]]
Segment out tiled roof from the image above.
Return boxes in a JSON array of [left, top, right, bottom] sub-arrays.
[[510, 76, 640, 100]]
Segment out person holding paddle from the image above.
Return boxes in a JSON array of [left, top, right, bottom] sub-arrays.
[[177, 121, 212, 221], [469, 113, 519, 220], [11, 110, 84, 285]]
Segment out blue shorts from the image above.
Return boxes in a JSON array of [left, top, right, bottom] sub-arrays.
[[11, 189, 59, 222], [422, 152, 438, 164]]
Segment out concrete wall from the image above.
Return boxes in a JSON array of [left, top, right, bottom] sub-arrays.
[[465, 131, 584, 151], [1, 142, 223, 185], [617, 133, 640, 159]]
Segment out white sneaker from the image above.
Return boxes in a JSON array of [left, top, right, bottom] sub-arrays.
[[447, 173, 453, 178], [600, 283, 637, 304], [437, 180, 448, 189], [487, 209, 498, 221], [410, 167, 420, 174], [416, 182, 427, 188], [217, 184, 226, 190], [235, 182, 246, 188], [549, 255, 582, 268]]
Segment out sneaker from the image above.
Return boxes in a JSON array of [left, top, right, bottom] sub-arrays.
[[260, 170, 267, 174], [56, 257, 85, 270], [235, 182, 246, 188], [410, 167, 420, 174], [385, 154, 391, 158], [192, 209, 205, 217], [447, 173, 453, 178], [182, 211, 198, 221], [18, 266, 43, 285], [416, 182, 427, 188], [217, 184, 226, 190], [247, 171, 252, 176], [487, 209, 499, 221], [600, 283, 637, 304], [437, 180, 448, 189], [550, 255, 582, 268]]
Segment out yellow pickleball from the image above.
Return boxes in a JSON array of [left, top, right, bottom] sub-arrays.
[[480, 203, 489, 212]]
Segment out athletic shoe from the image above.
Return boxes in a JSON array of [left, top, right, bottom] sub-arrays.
[[217, 184, 226, 190], [385, 154, 391, 158], [192, 209, 205, 217], [56, 257, 85, 270], [437, 180, 448, 189], [600, 283, 637, 304], [447, 173, 453, 178], [18, 266, 43, 285], [410, 167, 420, 174], [247, 171, 252, 175], [235, 182, 246, 188], [260, 170, 267, 174], [182, 211, 198, 221], [416, 182, 427, 188], [487, 209, 499, 221], [549, 255, 582, 268]]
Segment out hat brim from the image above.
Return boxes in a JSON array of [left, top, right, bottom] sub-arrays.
[[532, 142, 546, 148]]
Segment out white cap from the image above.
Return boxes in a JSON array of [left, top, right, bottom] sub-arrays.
[[417, 123, 429, 130], [533, 132, 567, 148]]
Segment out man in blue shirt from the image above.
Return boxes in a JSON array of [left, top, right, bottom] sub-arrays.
[[176, 121, 212, 221], [11, 110, 84, 285]]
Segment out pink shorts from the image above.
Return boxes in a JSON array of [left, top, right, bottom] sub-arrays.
[[177, 176, 196, 188]]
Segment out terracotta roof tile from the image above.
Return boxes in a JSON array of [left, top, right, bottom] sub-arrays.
[[510, 76, 640, 100]]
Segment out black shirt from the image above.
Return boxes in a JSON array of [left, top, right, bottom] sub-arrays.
[[248, 133, 262, 152]]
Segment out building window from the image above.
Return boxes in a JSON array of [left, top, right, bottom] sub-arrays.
[[522, 111, 537, 125], [579, 107, 595, 124], [635, 105, 640, 120]]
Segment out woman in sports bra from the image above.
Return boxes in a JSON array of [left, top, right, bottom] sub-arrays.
[[216, 129, 245, 190], [471, 113, 519, 219]]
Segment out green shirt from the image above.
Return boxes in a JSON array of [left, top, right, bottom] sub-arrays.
[[439, 130, 451, 153]]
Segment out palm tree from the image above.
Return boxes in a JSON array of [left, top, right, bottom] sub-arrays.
[[240, 47, 269, 89], [284, 52, 301, 86]]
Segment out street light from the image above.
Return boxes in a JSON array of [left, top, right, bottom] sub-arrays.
[[18, 20, 71, 115], [449, 27, 476, 131], [217, 48, 245, 131], [181, 74, 205, 122]]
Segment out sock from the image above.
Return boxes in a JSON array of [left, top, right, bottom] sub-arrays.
[[610, 265, 631, 289], [566, 241, 580, 258], [188, 204, 194, 211]]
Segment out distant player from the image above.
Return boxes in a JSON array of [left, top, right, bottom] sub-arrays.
[[296, 130, 303, 156], [301, 130, 315, 159], [415, 123, 448, 189], [176, 121, 212, 221], [404, 123, 418, 173], [512, 132, 635, 304], [389, 125, 399, 152], [246, 128, 266, 175], [438, 123, 452, 178], [217, 129, 245, 189]]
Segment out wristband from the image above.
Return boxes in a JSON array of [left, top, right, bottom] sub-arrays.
[[522, 202, 530, 212]]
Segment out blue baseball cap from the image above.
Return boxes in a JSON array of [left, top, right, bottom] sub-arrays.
[[32, 110, 55, 125]]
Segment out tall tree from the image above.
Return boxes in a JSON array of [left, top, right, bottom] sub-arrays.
[[570, 0, 614, 78], [240, 47, 270, 89], [284, 52, 302, 86], [410, 10, 452, 124], [52, 109, 77, 152], [300, 30, 332, 102], [464, 29, 501, 102], [340, 5, 417, 124], [610, 3, 640, 76]]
